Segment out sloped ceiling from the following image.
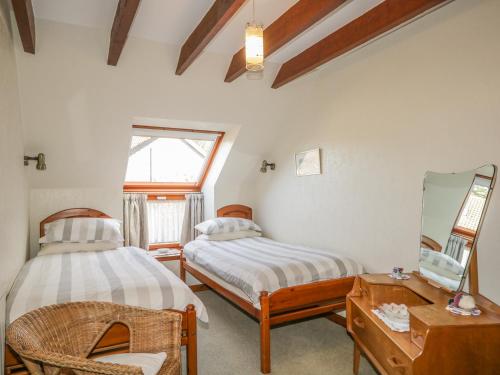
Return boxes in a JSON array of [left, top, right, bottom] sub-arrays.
[[14, 0, 387, 230], [31, 0, 383, 64]]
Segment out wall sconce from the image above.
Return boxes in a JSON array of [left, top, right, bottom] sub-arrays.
[[24, 153, 47, 170], [260, 160, 275, 173]]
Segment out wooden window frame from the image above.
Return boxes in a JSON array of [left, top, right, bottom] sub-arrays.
[[123, 125, 225, 193]]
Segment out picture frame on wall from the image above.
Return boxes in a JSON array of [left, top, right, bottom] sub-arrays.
[[295, 148, 321, 176]]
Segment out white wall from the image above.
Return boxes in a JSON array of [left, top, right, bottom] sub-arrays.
[[13, 18, 315, 253], [0, 0, 29, 369], [0, 0, 29, 302], [253, 0, 500, 303]]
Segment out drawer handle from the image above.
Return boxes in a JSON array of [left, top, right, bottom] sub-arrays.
[[412, 331, 424, 340], [387, 356, 407, 369], [353, 317, 365, 329]]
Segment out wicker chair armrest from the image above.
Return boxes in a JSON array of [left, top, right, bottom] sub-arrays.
[[22, 351, 144, 375], [120, 309, 183, 354], [118, 307, 181, 323]]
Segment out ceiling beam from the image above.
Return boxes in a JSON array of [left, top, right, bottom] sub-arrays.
[[108, 0, 141, 66], [176, 0, 246, 75], [11, 0, 35, 54], [225, 0, 347, 83], [272, 0, 449, 89]]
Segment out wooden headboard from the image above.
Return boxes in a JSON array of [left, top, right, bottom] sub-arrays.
[[421, 234, 442, 252], [40, 208, 111, 237], [217, 205, 252, 220]]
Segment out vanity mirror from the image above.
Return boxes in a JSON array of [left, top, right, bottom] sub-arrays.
[[419, 164, 496, 292]]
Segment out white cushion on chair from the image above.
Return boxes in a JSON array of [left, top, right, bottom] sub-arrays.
[[95, 352, 167, 375]]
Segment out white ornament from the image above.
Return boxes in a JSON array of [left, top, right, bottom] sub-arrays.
[[458, 295, 476, 310]]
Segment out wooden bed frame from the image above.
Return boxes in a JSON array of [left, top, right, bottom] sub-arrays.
[[182, 204, 354, 374], [5, 208, 198, 375]]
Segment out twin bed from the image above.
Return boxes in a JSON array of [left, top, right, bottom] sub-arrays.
[[182, 205, 363, 373], [5, 209, 203, 375], [5, 205, 363, 374]]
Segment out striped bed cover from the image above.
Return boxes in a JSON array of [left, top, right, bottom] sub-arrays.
[[183, 237, 364, 305], [419, 248, 464, 276], [7, 247, 208, 323]]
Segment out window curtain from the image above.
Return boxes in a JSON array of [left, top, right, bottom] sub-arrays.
[[148, 200, 185, 244], [444, 234, 468, 262], [180, 193, 204, 246], [123, 193, 149, 250]]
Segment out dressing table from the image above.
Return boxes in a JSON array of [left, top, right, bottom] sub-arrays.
[[347, 165, 500, 374], [347, 274, 499, 374]]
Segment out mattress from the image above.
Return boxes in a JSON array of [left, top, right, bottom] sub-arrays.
[[183, 236, 363, 305], [419, 267, 461, 291], [7, 247, 208, 323], [186, 260, 254, 304]]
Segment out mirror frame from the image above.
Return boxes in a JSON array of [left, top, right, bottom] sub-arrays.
[[419, 164, 497, 293]]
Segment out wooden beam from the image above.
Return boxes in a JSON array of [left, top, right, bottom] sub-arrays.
[[225, 0, 347, 83], [108, 0, 141, 66], [176, 0, 246, 75], [272, 0, 449, 88], [11, 0, 35, 54]]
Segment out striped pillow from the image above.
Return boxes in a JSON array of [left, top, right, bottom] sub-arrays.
[[195, 218, 261, 235], [40, 218, 124, 244]]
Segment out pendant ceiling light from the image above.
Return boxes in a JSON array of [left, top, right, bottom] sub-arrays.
[[245, 0, 264, 72]]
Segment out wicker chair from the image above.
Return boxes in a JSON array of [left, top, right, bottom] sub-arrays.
[[6, 302, 182, 375]]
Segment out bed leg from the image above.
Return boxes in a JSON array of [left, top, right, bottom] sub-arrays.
[[186, 304, 197, 375], [326, 311, 347, 327], [180, 255, 186, 282], [259, 291, 271, 374]]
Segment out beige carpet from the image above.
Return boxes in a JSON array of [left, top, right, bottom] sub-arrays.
[[182, 290, 377, 375]]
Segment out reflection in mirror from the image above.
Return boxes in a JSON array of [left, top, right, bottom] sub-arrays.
[[419, 165, 496, 291]]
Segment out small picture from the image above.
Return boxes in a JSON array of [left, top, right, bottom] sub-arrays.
[[295, 148, 321, 176]]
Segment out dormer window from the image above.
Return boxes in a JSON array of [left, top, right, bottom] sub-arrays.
[[124, 125, 224, 192], [124, 125, 224, 248]]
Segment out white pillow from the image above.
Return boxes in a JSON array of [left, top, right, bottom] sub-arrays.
[[38, 241, 122, 256], [195, 217, 261, 235], [95, 352, 166, 375], [40, 218, 123, 244], [196, 230, 262, 241]]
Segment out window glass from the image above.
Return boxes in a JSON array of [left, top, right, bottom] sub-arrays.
[[456, 183, 488, 232], [125, 135, 215, 183]]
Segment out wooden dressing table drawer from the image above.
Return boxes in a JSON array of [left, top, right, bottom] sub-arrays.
[[350, 303, 412, 375], [409, 318, 426, 350]]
